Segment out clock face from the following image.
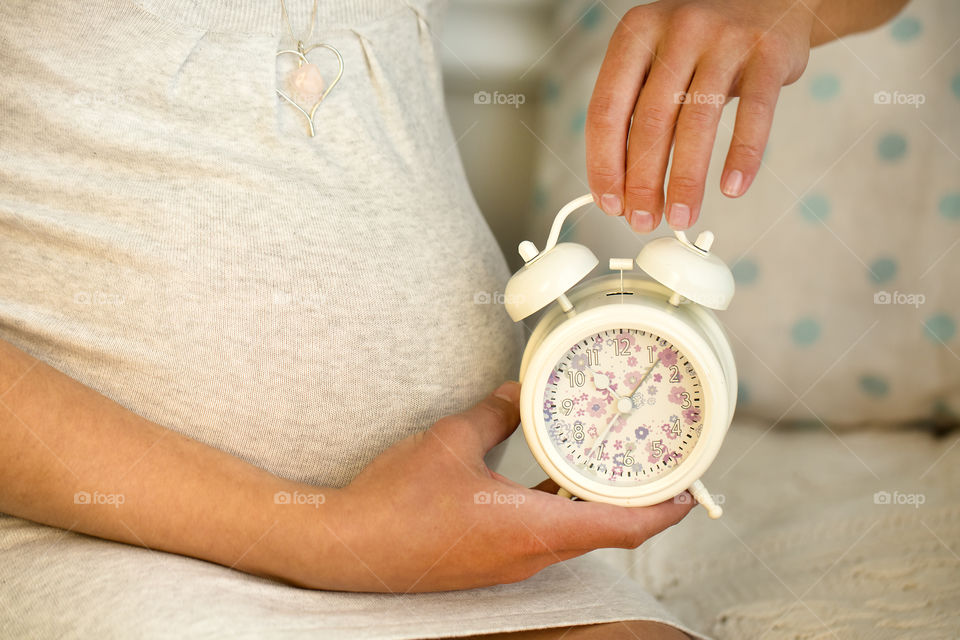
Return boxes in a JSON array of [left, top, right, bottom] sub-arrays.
[[541, 328, 704, 487]]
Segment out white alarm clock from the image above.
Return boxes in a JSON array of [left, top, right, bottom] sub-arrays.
[[504, 194, 737, 518]]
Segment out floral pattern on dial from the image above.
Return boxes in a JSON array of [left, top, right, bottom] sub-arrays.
[[543, 329, 703, 486]]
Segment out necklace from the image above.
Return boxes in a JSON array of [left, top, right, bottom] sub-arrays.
[[276, 0, 344, 137]]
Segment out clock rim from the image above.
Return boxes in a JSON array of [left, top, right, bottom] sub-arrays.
[[519, 303, 731, 507]]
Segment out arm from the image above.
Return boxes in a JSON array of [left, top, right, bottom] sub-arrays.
[[0, 338, 320, 584], [585, 0, 910, 233], [0, 338, 693, 592], [810, 0, 911, 46]]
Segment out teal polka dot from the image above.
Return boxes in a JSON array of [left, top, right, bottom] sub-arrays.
[[570, 107, 587, 133], [543, 78, 560, 104], [869, 257, 898, 283], [791, 317, 821, 346], [952, 73, 960, 99], [810, 74, 840, 101], [924, 314, 957, 343], [799, 193, 831, 222], [891, 16, 922, 42], [877, 133, 907, 161], [731, 259, 759, 285], [532, 184, 547, 210], [939, 193, 960, 220], [736, 382, 750, 405], [859, 374, 889, 397], [932, 399, 958, 420], [580, 4, 603, 29]]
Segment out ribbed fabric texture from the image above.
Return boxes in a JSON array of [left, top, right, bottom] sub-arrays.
[[0, 1, 704, 637], [0, 0, 517, 489], [134, 0, 412, 33]]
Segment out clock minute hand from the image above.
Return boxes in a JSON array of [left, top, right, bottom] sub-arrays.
[[590, 409, 621, 460], [590, 353, 664, 461]]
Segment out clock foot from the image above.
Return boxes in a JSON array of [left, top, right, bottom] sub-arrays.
[[689, 479, 723, 519]]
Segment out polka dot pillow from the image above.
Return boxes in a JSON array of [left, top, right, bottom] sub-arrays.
[[527, 0, 960, 429]]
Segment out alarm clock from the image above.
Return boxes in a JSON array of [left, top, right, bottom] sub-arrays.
[[504, 194, 737, 518]]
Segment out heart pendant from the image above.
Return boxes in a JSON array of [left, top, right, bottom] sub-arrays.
[[276, 43, 343, 137]]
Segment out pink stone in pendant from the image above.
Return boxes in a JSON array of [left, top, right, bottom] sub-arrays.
[[287, 63, 325, 104]]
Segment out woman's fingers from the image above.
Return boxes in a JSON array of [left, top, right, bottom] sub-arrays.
[[622, 27, 699, 232], [583, 2, 816, 231], [434, 381, 521, 458], [720, 59, 785, 199], [585, 7, 658, 218], [664, 61, 736, 229]]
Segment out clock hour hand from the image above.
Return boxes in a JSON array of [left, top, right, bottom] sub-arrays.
[[588, 367, 624, 402]]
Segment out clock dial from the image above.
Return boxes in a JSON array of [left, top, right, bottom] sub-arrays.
[[541, 329, 703, 486]]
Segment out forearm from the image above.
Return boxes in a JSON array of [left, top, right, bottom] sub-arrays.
[[0, 338, 336, 585], [809, 0, 910, 46], [0, 338, 696, 594]]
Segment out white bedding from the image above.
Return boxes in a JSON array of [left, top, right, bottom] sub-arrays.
[[495, 416, 959, 638], [594, 418, 960, 638]]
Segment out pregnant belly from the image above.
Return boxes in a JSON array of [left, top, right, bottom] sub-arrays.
[[0, 177, 522, 487]]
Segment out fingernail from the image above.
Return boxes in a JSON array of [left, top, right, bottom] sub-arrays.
[[722, 170, 744, 197], [630, 210, 654, 232], [600, 193, 622, 216], [667, 203, 690, 229], [493, 381, 520, 402]]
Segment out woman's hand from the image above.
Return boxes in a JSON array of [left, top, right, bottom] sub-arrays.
[[585, 0, 909, 233], [298, 381, 692, 592], [586, 0, 817, 232]]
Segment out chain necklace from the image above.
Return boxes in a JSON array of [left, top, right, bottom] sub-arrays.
[[276, 0, 343, 137]]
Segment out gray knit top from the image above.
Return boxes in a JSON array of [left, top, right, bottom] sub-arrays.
[[0, 0, 523, 488]]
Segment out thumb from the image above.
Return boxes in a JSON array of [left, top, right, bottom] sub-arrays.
[[455, 381, 521, 455], [555, 496, 695, 551]]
